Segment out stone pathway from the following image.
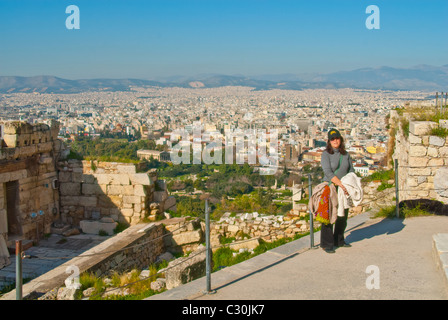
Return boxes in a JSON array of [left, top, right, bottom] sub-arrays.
[[0, 234, 108, 289], [149, 213, 448, 300]]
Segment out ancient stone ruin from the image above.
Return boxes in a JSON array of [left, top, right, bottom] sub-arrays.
[[0, 120, 176, 271], [0, 120, 62, 268]]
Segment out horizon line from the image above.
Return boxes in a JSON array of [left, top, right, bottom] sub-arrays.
[[1, 63, 447, 81]]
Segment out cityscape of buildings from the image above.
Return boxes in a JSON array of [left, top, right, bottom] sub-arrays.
[[0, 86, 434, 176]]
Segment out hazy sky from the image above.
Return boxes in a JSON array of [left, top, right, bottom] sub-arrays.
[[0, 0, 447, 79]]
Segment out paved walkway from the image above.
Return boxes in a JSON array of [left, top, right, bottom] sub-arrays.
[[148, 211, 448, 300], [0, 234, 107, 290]]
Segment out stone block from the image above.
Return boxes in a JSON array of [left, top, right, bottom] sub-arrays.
[[19, 145, 37, 158], [60, 182, 81, 196], [40, 190, 55, 207], [134, 203, 142, 213], [164, 196, 176, 211], [81, 174, 96, 184], [12, 169, 27, 180], [37, 141, 53, 153], [227, 225, 240, 233], [165, 248, 207, 290], [109, 174, 130, 186], [122, 185, 135, 195], [417, 176, 428, 184], [409, 121, 437, 136], [148, 278, 166, 292], [408, 167, 431, 176], [123, 195, 141, 204], [121, 208, 134, 217], [108, 195, 122, 207], [82, 183, 103, 195], [93, 174, 112, 185], [116, 165, 136, 174], [79, 219, 117, 235], [406, 177, 418, 187], [408, 156, 428, 167], [434, 168, 448, 198], [58, 171, 72, 183], [133, 185, 146, 196], [405, 190, 429, 198], [0, 209, 7, 234], [427, 147, 439, 157], [129, 173, 151, 185], [408, 133, 422, 144], [227, 238, 260, 251], [78, 196, 97, 207], [428, 158, 444, 167], [154, 191, 167, 202], [0, 172, 10, 184], [107, 185, 123, 196], [439, 119, 448, 129], [57, 287, 80, 300], [60, 196, 80, 206], [439, 147, 448, 157], [171, 230, 203, 246], [409, 145, 427, 157], [429, 136, 445, 147], [95, 194, 111, 208], [71, 172, 84, 183]]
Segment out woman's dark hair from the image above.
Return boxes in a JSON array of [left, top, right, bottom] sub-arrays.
[[326, 136, 347, 155]]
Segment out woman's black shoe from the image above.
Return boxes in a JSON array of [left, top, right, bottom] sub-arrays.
[[323, 248, 335, 253]]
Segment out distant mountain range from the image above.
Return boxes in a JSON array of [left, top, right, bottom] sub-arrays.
[[1, 64, 447, 94]]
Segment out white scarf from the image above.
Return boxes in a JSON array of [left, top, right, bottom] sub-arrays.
[[337, 172, 363, 217]]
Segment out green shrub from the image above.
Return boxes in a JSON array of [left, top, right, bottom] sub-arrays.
[[429, 126, 448, 138], [372, 205, 397, 219], [363, 169, 395, 183], [213, 247, 235, 271], [400, 118, 410, 137], [219, 236, 236, 245], [98, 230, 109, 236], [373, 204, 432, 219], [401, 204, 432, 218], [113, 222, 129, 234], [377, 182, 394, 192]]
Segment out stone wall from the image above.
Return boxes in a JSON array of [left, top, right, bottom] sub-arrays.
[[163, 217, 205, 254], [0, 222, 166, 299], [210, 212, 311, 244], [86, 223, 166, 277], [57, 160, 168, 227], [361, 180, 395, 211], [0, 121, 62, 245], [391, 110, 448, 203]]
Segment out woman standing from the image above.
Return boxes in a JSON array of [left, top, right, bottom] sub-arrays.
[[319, 128, 355, 253]]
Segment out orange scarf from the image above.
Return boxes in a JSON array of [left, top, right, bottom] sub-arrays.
[[315, 185, 331, 225]]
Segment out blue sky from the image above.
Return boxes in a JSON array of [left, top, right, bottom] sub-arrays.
[[0, 0, 447, 79]]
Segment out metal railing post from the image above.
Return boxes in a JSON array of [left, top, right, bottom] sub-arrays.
[[441, 92, 444, 114], [308, 174, 314, 248], [395, 159, 400, 218], [204, 199, 215, 294], [16, 240, 23, 300]]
